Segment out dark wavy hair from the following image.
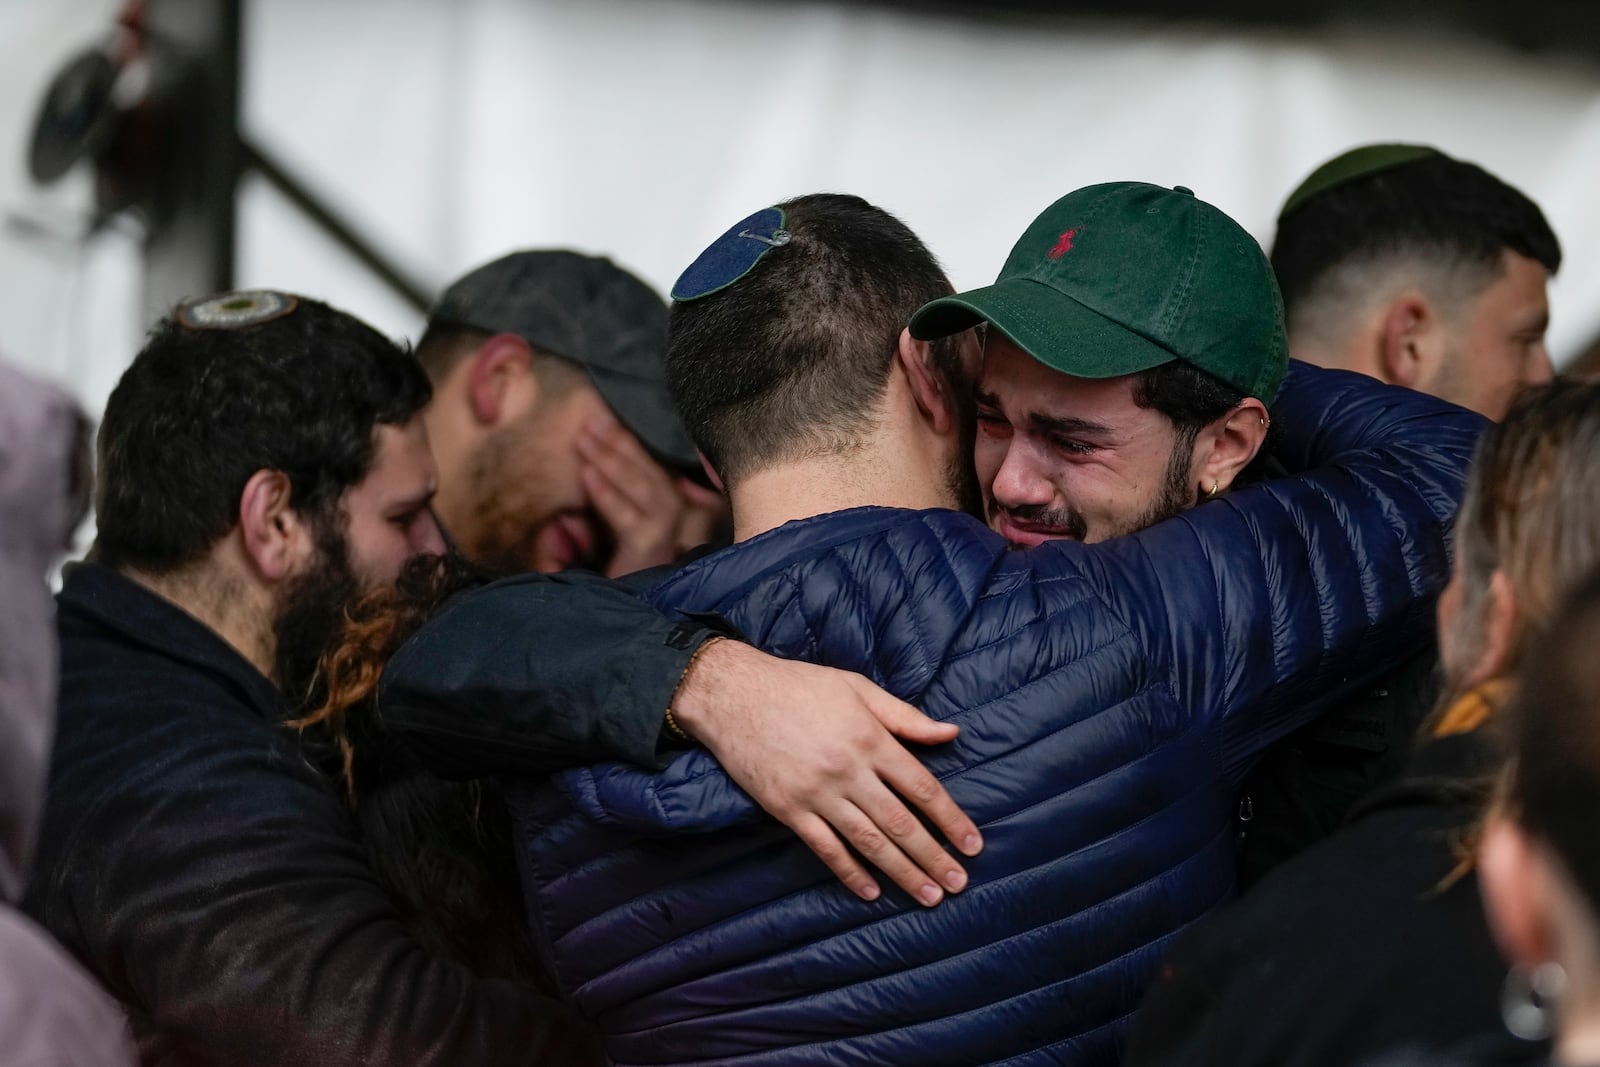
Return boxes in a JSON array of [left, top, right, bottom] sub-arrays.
[[95, 294, 431, 572], [288, 554, 553, 986]]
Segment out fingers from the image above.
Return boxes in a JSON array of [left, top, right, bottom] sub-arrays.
[[581, 460, 644, 529], [878, 747, 984, 859], [785, 813, 881, 903], [578, 417, 678, 519], [789, 797, 956, 907], [674, 645, 980, 907], [857, 681, 982, 858], [866, 690, 960, 746], [578, 416, 686, 575], [822, 798, 953, 906]]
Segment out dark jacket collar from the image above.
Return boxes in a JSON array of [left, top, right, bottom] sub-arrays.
[[1349, 729, 1500, 822], [57, 562, 285, 723]]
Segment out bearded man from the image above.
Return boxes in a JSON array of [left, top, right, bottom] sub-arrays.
[[417, 251, 726, 577]]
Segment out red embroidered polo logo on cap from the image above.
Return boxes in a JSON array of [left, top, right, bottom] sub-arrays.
[[1048, 228, 1080, 261]]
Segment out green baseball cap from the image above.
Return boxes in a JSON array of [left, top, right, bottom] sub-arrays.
[[909, 182, 1288, 401]]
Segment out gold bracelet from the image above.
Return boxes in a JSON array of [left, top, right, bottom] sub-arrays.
[[664, 634, 728, 744]]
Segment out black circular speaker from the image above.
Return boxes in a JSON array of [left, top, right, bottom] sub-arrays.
[[28, 47, 121, 184]]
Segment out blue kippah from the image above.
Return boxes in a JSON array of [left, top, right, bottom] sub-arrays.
[[671, 208, 790, 302]]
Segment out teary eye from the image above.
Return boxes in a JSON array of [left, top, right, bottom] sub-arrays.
[[1049, 436, 1097, 456]]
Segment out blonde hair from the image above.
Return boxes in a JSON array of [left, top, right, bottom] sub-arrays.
[[1445, 378, 1600, 703]]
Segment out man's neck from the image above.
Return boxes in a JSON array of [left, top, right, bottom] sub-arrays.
[[121, 560, 276, 681], [731, 450, 955, 542]]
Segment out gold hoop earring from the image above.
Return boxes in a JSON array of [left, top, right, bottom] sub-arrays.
[[1206, 481, 1220, 498]]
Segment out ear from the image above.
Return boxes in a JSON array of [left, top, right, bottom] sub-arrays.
[[1378, 294, 1435, 389], [1192, 397, 1270, 496], [467, 333, 537, 427], [1463, 569, 1519, 689], [1479, 814, 1556, 968], [896, 328, 958, 436], [697, 452, 726, 494], [237, 469, 314, 584]]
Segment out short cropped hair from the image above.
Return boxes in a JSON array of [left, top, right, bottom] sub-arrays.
[[95, 295, 431, 573], [413, 322, 484, 381], [1272, 156, 1561, 344], [666, 193, 960, 485]]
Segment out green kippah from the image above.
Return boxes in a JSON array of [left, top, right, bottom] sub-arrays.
[[1278, 144, 1446, 221]]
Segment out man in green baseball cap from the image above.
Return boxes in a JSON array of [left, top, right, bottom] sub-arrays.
[[911, 181, 1283, 544], [1271, 144, 1561, 421]]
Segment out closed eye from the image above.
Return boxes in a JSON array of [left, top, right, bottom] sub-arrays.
[[976, 409, 1010, 436], [1049, 436, 1098, 456]]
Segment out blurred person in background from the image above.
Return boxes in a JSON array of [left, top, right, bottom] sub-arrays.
[[416, 250, 727, 578], [24, 289, 975, 1066], [1272, 144, 1560, 420], [375, 186, 1480, 1065], [1126, 378, 1600, 1067], [0, 360, 134, 1066], [1235, 144, 1565, 885], [1468, 570, 1600, 1067]]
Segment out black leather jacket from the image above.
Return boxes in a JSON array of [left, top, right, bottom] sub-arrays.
[[24, 563, 709, 1066]]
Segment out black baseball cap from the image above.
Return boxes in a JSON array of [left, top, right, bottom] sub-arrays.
[[429, 250, 700, 470]]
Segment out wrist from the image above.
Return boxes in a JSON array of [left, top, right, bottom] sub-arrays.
[[669, 635, 739, 740]]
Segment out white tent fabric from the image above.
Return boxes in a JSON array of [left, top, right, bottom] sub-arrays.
[[4, 0, 1600, 414]]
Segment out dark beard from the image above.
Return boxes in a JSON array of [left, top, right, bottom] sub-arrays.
[[465, 425, 616, 576], [940, 361, 985, 520], [986, 440, 1197, 543], [947, 381, 985, 520], [1128, 440, 1203, 536], [272, 521, 361, 717]]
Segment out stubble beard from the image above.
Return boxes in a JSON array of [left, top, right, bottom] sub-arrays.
[[465, 418, 612, 576]]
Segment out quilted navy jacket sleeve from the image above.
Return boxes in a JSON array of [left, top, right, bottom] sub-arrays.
[[1068, 360, 1474, 779]]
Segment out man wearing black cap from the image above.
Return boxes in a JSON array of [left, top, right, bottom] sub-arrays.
[[418, 250, 726, 577], [1272, 143, 1561, 422]]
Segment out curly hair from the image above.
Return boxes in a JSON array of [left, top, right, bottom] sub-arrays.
[[288, 554, 554, 985], [95, 295, 430, 572]]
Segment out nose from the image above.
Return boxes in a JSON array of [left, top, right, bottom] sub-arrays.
[[410, 508, 449, 557], [1525, 345, 1555, 386], [988, 440, 1054, 511]]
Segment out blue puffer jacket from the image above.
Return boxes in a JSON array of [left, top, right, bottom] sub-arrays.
[[512, 364, 1482, 1067]]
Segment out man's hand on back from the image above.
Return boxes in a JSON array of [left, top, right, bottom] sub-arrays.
[[671, 639, 983, 906]]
